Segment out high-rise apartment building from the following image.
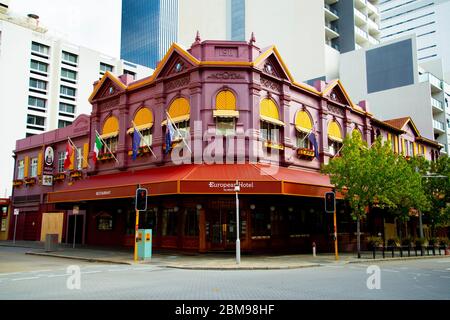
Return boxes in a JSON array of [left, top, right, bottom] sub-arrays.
[[379, 0, 450, 80], [121, 0, 381, 81], [340, 35, 450, 153], [0, 6, 152, 196]]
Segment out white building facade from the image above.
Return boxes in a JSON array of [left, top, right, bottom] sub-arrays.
[[380, 0, 450, 80], [0, 7, 152, 196]]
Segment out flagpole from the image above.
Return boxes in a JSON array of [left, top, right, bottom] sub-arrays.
[[95, 130, 120, 164], [67, 137, 91, 169], [131, 121, 157, 159], [165, 112, 192, 153]]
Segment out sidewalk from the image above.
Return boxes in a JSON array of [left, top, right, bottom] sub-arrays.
[[2, 241, 449, 270]]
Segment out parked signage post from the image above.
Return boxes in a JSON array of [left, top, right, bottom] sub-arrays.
[[325, 192, 339, 261], [13, 209, 19, 245], [72, 206, 79, 249], [235, 181, 241, 265]]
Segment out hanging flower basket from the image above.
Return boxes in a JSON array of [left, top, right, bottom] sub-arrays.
[[13, 179, 24, 187], [53, 173, 66, 182], [70, 170, 83, 179], [98, 152, 116, 161], [297, 148, 315, 160], [24, 177, 36, 185]]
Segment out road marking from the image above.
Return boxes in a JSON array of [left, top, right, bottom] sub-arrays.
[[11, 277, 40, 281], [30, 269, 52, 273], [0, 272, 23, 277], [382, 269, 400, 273], [439, 276, 450, 279], [107, 268, 131, 272], [132, 267, 155, 271], [82, 271, 102, 275], [47, 274, 67, 278], [432, 270, 450, 273]]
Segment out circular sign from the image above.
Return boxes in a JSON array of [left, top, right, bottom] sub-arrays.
[[44, 146, 54, 166]]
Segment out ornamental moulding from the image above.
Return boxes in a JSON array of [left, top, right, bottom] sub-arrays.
[[261, 77, 281, 93], [165, 76, 190, 91], [207, 72, 245, 80]]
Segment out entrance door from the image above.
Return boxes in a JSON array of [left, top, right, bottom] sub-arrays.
[[208, 200, 236, 250], [23, 212, 40, 241], [67, 215, 84, 245]]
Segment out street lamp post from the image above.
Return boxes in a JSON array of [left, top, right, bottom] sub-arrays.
[[235, 180, 241, 265]]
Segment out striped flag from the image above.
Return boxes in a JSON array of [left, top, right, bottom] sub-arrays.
[[93, 133, 103, 164]]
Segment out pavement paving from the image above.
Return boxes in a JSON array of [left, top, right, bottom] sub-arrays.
[[1, 240, 449, 270]]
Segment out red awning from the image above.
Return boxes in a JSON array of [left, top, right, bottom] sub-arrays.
[[47, 163, 338, 203]]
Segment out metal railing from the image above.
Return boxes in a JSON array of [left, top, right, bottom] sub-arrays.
[[431, 97, 444, 111], [433, 119, 445, 131]]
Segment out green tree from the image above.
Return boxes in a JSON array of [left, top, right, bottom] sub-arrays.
[[322, 131, 428, 257]]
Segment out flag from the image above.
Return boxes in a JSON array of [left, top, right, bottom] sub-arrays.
[[132, 128, 141, 160], [308, 130, 319, 159], [64, 141, 73, 170], [93, 133, 103, 164], [165, 116, 176, 155]]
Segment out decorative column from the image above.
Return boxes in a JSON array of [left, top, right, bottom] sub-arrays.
[[248, 72, 262, 163], [198, 208, 206, 253], [88, 103, 100, 175], [319, 99, 330, 164], [281, 83, 293, 165], [116, 94, 129, 171]]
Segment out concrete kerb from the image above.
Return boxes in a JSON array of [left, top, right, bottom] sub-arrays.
[[25, 251, 133, 265], [164, 264, 322, 271], [348, 255, 450, 264]]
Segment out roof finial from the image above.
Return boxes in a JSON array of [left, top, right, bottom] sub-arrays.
[[195, 30, 201, 43], [249, 32, 256, 45]]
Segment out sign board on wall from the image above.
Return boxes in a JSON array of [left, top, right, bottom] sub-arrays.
[[42, 146, 54, 186]]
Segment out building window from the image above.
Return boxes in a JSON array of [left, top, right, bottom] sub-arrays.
[[61, 68, 77, 81], [60, 85, 76, 97], [172, 121, 190, 140], [62, 51, 78, 65], [184, 209, 199, 237], [28, 96, 46, 109], [27, 115, 45, 127], [30, 157, 38, 177], [162, 208, 178, 236], [100, 62, 114, 74], [76, 148, 82, 170], [97, 214, 113, 231], [58, 151, 65, 172], [328, 140, 343, 156], [59, 103, 75, 114], [30, 60, 48, 73], [139, 129, 152, 147], [297, 131, 311, 149], [31, 42, 49, 56], [251, 210, 271, 236], [216, 118, 236, 136], [17, 160, 25, 179], [103, 137, 118, 153], [58, 120, 72, 128], [29, 78, 47, 91], [260, 121, 280, 143], [408, 141, 414, 157], [124, 69, 136, 79]]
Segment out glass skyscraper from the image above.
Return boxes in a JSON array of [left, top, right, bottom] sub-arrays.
[[121, 0, 178, 68]]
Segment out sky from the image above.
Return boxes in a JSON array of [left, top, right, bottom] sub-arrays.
[[9, 0, 122, 57]]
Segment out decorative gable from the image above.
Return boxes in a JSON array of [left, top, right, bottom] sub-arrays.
[[156, 48, 197, 79], [322, 80, 354, 107], [89, 72, 126, 102], [254, 47, 293, 82]]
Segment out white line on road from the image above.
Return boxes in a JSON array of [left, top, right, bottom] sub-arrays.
[[432, 270, 450, 273], [82, 271, 102, 275], [439, 276, 450, 279], [47, 274, 67, 278], [11, 277, 40, 281], [382, 269, 400, 273], [107, 268, 131, 272], [0, 272, 23, 277], [30, 270, 52, 273]]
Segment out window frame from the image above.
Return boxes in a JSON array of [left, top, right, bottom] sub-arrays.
[[216, 118, 236, 136], [30, 157, 38, 177], [17, 160, 25, 179]]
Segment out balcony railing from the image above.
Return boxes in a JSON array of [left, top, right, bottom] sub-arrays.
[[431, 98, 444, 111], [368, 35, 379, 45], [366, 1, 379, 15], [324, 4, 339, 16], [433, 120, 445, 131], [354, 8, 367, 22], [419, 73, 443, 90], [355, 26, 368, 39]]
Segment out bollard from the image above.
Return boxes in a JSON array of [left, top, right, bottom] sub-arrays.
[[312, 242, 316, 257]]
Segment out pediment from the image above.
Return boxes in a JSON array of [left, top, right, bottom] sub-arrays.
[[254, 47, 293, 82], [154, 46, 198, 80], [89, 72, 126, 102]]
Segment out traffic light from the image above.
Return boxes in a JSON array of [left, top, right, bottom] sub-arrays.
[[325, 192, 335, 213], [135, 188, 148, 211]]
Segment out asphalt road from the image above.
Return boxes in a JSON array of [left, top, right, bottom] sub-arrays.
[[0, 246, 449, 300]]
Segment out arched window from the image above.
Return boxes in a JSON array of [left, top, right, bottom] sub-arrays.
[[162, 97, 191, 140], [214, 90, 239, 136], [101, 116, 119, 153], [328, 120, 342, 156], [260, 98, 284, 144], [127, 107, 154, 148], [295, 110, 313, 149]]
